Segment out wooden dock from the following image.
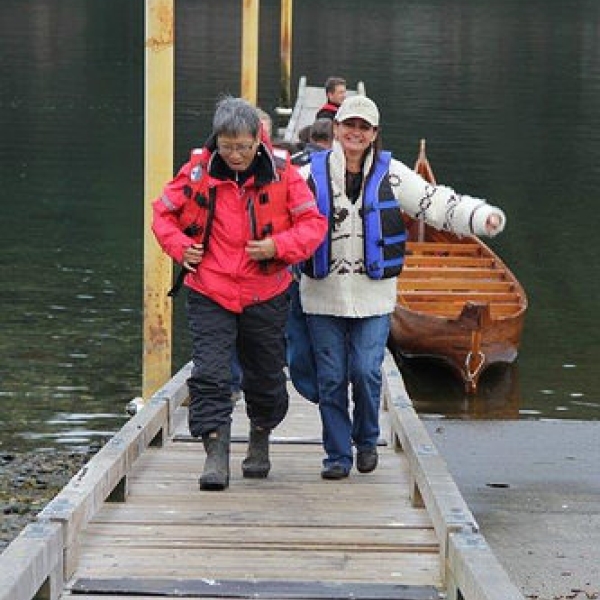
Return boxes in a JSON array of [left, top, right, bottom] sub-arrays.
[[0, 352, 524, 600]]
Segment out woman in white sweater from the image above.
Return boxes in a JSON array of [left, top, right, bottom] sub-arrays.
[[298, 95, 505, 480]]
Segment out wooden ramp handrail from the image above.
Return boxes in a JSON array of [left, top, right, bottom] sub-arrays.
[[0, 357, 525, 600], [382, 354, 524, 600], [0, 366, 191, 600]]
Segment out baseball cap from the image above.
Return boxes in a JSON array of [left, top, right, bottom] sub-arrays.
[[334, 95, 380, 127]]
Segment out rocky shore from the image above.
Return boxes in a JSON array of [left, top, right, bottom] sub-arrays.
[[0, 448, 99, 552]]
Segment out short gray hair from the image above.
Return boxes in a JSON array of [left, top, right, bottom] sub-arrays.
[[212, 96, 260, 138]]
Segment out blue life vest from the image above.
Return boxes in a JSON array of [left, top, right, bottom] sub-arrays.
[[304, 150, 407, 280]]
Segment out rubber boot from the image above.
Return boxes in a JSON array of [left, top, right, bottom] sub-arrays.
[[241, 425, 271, 479], [199, 422, 230, 491]]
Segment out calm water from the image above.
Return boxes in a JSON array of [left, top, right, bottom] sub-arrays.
[[1, 0, 599, 452]]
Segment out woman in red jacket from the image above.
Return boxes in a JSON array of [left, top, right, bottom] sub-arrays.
[[152, 96, 327, 491]]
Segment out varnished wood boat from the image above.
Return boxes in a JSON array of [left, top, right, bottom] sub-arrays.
[[389, 140, 527, 393]]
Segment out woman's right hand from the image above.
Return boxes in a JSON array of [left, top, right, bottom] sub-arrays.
[[183, 243, 204, 271]]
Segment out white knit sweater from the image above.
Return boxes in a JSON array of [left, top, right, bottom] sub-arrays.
[[299, 141, 506, 318]]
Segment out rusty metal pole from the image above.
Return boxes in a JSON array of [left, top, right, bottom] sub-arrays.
[[241, 0, 259, 104], [279, 0, 292, 109], [142, 0, 174, 399]]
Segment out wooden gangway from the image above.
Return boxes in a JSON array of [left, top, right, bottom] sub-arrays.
[[281, 76, 365, 144], [0, 353, 524, 600]]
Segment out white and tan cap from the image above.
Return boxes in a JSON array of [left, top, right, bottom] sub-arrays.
[[334, 95, 380, 127]]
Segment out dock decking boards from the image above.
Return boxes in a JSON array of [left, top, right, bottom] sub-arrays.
[[1, 353, 525, 600], [58, 368, 442, 599]]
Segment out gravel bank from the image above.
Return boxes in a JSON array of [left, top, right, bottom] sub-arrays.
[[0, 448, 99, 552]]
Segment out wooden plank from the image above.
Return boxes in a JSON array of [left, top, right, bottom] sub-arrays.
[[70, 577, 439, 599], [70, 550, 441, 586], [381, 355, 526, 599], [399, 291, 518, 303], [398, 302, 521, 318], [399, 279, 514, 292], [445, 531, 524, 600], [381, 354, 478, 580], [0, 521, 63, 600], [405, 242, 482, 255], [400, 267, 506, 280], [404, 255, 495, 268], [79, 523, 438, 552]]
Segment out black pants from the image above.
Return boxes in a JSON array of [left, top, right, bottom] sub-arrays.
[[186, 289, 290, 437]]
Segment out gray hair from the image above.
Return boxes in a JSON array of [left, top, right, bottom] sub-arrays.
[[212, 96, 260, 138]]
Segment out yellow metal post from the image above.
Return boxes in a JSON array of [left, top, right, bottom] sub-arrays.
[[241, 0, 259, 104], [279, 0, 292, 108], [143, 0, 174, 399]]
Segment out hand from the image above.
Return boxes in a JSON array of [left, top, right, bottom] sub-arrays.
[[246, 238, 276, 261], [485, 213, 503, 236], [183, 243, 204, 271]]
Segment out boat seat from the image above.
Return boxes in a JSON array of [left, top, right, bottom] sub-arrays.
[[399, 290, 519, 304], [405, 256, 496, 268], [397, 299, 523, 318], [406, 241, 482, 256], [401, 266, 506, 280], [399, 279, 515, 292]]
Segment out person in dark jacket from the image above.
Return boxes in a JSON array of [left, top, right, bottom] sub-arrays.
[[315, 76, 347, 120], [291, 118, 334, 166], [152, 96, 327, 491]]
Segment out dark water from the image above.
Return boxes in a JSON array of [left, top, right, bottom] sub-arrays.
[[1, 0, 599, 452]]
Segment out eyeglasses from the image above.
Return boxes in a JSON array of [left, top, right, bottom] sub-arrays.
[[217, 141, 257, 156]]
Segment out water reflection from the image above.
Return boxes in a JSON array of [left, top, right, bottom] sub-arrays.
[[1, 0, 600, 453], [398, 357, 522, 420]]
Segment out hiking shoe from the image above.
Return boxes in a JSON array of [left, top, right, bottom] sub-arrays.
[[356, 448, 378, 473], [321, 464, 350, 480]]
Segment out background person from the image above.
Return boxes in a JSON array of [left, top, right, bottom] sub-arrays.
[[298, 95, 506, 480], [315, 76, 347, 120], [152, 96, 327, 491], [291, 118, 334, 166]]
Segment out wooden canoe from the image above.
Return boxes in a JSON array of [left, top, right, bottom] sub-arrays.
[[389, 140, 527, 393]]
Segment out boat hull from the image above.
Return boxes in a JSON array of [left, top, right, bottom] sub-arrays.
[[390, 228, 527, 392], [390, 296, 526, 391]]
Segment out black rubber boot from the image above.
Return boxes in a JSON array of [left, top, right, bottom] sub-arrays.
[[242, 425, 271, 479], [199, 423, 230, 491]]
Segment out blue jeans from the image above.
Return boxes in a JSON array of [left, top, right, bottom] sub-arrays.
[[286, 280, 318, 403], [305, 313, 391, 471]]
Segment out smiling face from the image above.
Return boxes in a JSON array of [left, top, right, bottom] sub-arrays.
[[216, 134, 258, 172], [334, 118, 378, 157]]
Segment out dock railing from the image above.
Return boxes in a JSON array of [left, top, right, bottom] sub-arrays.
[[382, 354, 524, 600], [0, 352, 524, 600]]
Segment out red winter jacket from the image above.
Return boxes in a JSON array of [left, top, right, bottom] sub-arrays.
[[152, 139, 327, 313]]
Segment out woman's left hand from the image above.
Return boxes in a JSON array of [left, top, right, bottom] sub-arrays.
[[246, 238, 276, 261]]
